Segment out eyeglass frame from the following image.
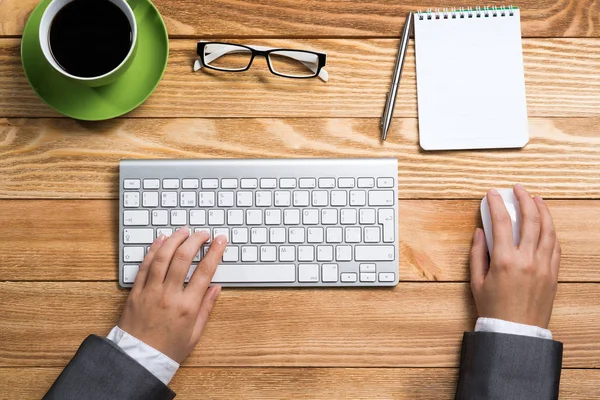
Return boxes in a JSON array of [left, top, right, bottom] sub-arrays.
[[196, 41, 327, 79]]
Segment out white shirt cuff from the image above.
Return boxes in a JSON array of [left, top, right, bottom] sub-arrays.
[[106, 326, 179, 385], [475, 317, 553, 340]]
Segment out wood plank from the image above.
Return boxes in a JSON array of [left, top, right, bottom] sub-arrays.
[[0, 282, 598, 367], [2, 38, 600, 118], [1, 367, 598, 399], [0, 200, 598, 282], [1, 0, 599, 38], [2, 117, 600, 199]]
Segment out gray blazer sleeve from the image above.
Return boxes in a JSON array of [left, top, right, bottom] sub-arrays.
[[44, 335, 176, 400], [455, 332, 563, 400]]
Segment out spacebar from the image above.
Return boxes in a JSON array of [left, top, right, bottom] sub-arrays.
[[212, 264, 296, 283]]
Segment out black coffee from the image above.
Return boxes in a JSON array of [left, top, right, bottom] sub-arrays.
[[49, 0, 132, 78]]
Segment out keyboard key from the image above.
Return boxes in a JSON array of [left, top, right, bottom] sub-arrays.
[[202, 179, 219, 189], [322, 263, 338, 282], [317, 245, 334, 261], [341, 273, 357, 283], [270, 227, 286, 243], [303, 209, 319, 225], [213, 228, 230, 242], [123, 265, 140, 283], [241, 178, 258, 189], [227, 210, 244, 225], [246, 210, 263, 225], [232, 228, 249, 244], [143, 179, 160, 189], [279, 246, 296, 262], [260, 178, 277, 189], [321, 209, 338, 225], [360, 263, 376, 273], [260, 246, 277, 261], [350, 191, 367, 206], [289, 227, 305, 243], [222, 179, 238, 189], [190, 210, 206, 225], [299, 178, 316, 188], [163, 179, 179, 189], [171, 210, 187, 226], [256, 191, 272, 207], [280, 178, 296, 189], [212, 264, 295, 283], [194, 228, 211, 243], [299, 264, 319, 282], [330, 191, 347, 206], [340, 209, 357, 225], [251, 228, 267, 243], [152, 210, 168, 226], [284, 209, 300, 225], [368, 191, 395, 206], [360, 273, 376, 282], [319, 178, 335, 188], [209, 210, 225, 225], [218, 192, 235, 207], [377, 177, 394, 188], [336, 245, 352, 261], [312, 191, 328, 206], [124, 179, 141, 189], [265, 209, 281, 225], [241, 246, 258, 262], [186, 265, 197, 281], [355, 245, 395, 261], [298, 246, 315, 261], [359, 209, 376, 224], [357, 178, 375, 188], [326, 227, 343, 243], [237, 191, 253, 207], [379, 209, 395, 243], [345, 227, 362, 243], [157, 228, 173, 237], [364, 227, 381, 243], [183, 179, 199, 189], [199, 192, 216, 207], [123, 210, 149, 226], [379, 272, 396, 282], [161, 192, 177, 207], [143, 192, 159, 208], [124, 192, 140, 208], [307, 227, 324, 243], [123, 247, 144, 262], [180, 192, 197, 207], [293, 191, 310, 207], [124, 229, 153, 244], [223, 246, 239, 262], [338, 178, 355, 188], [275, 191, 291, 206]]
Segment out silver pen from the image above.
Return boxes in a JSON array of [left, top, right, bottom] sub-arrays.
[[381, 11, 413, 141]]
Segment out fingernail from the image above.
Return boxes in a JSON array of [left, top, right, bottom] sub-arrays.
[[213, 286, 222, 300], [489, 188, 499, 196], [473, 229, 481, 242], [215, 235, 228, 245], [179, 226, 189, 235], [515, 183, 524, 190], [535, 195, 544, 202], [156, 234, 166, 244]]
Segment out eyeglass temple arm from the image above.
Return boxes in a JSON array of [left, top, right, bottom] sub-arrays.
[[194, 44, 328, 82]]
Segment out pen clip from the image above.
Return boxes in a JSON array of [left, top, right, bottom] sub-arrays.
[[381, 92, 390, 127]]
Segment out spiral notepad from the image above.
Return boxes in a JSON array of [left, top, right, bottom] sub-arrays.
[[414, 6, 528, 150]]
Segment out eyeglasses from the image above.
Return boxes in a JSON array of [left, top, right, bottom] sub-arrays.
[[194, 41, 328, 82]]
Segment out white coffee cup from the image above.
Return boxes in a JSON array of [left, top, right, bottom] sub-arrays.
[[39, 0, 138, 87]]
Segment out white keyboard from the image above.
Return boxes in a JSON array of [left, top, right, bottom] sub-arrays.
[[119, 158, 399, 287]]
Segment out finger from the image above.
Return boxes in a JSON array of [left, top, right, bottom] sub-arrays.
[[550, 235, 562, 280], [185, 235, 227, 302], [192, 285, 221, 343], [131, 234, 167, 295], [165, 230, 211, 290], [534, 195, 557, 257], [147, 227, 191, 287], [470, 228, 489, 292], [486, 189, 514, 252], [514, 184, 541, 253]]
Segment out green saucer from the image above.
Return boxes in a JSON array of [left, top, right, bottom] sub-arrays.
[[21, 0, 169, 121]]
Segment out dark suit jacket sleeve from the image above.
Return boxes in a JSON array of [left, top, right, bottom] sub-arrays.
[[44, 334, 176, 400], [455, 331, 563, 400]]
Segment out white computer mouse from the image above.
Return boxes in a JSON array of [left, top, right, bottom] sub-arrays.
[[480, 188, 521, 254]]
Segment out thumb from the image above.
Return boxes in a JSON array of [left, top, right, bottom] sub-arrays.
[[192, 285, 221, 343], [470, 228, 489, 291]]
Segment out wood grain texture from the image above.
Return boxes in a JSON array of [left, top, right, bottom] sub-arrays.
[[1, 0, 599, 38], [2, 38, 600, 118], [2, 117, 600, 199], [0, 199, 598, 282], [0, 282, 598, 367], [1, 367, 599, 400]]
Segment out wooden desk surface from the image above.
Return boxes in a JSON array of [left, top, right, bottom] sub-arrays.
[[1, 1, 599, 398]]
